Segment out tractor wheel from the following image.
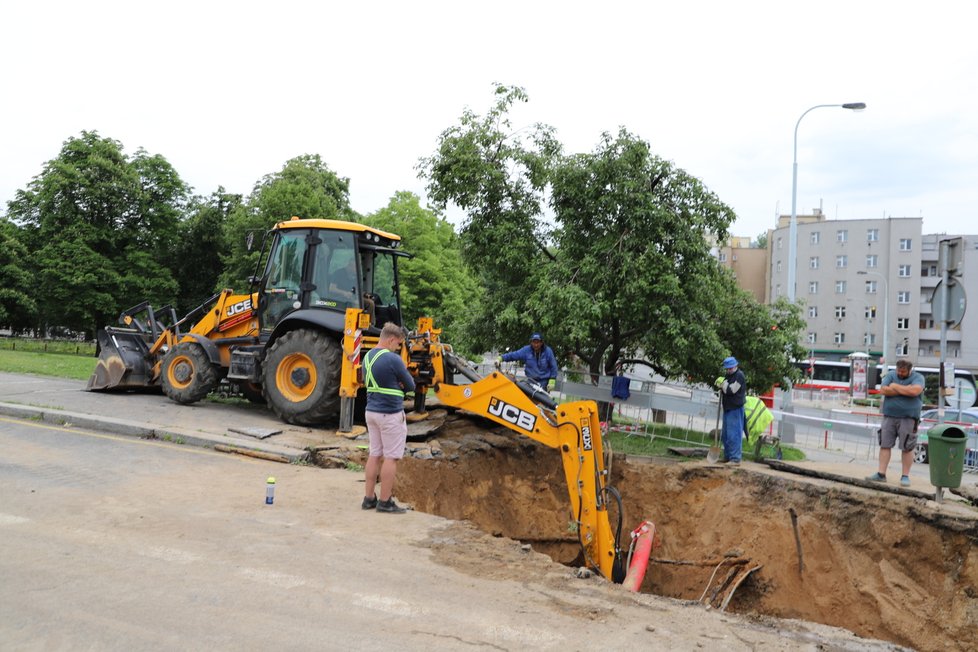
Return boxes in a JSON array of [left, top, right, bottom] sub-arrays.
[[161, 342, 219, 404], [238, 381, 266, 404], [262, 329, 342, 425]]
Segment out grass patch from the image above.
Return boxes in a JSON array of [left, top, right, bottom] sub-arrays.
[[605, 425, 804, 461], [0, 349, 97, 381], [0, 338, 96, 356]]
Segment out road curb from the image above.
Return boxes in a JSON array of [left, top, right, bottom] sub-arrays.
[[0, 401, 309, 464]]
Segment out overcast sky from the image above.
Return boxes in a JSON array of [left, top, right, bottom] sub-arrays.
[[2, 1, 976, 240]]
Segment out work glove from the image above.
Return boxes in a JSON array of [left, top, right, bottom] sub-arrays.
[[714, 376, 725, 389], [547, 379, 556, 390]]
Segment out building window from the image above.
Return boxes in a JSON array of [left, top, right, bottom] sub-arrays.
[[865, 280, 878, 293], [836, 255, 848, 268], [835, 306, 846, 319], [898, 291, 911, 304], [810, 231, 820, 244], [863, 333, 876, 345], [718, 253, 727, 262], [776, 261, 782, 273], [899, 238, 912, 251], [897, 317, 910, 330], [777, 237, 783, 250], [920, 317, 934, 329], [898, 264, 911, 277], [809, 281, 818, 294], [776, 284, 782, 297], [810, 256, 819, 269], [837, 229, 848, 243], [808, 332, 817, 344], [896, 341, 908, 356], [808, 306, 818, 318], [866, 254, 878, 268], [834, 332, 845, 344], [867, 229, 879, 242], [836, 280, 846, 294], [924, 264, 937, 277], [865, 306, 877, 319]]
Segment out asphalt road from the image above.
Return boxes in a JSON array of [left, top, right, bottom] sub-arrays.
[[0, 414, 900, 651]]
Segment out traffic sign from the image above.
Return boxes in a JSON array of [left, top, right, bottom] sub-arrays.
[[931, 279, 966, 327]]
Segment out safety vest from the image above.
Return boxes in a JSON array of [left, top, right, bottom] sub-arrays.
[[363, 348, 405, 398], [744, 395, 773, 438]]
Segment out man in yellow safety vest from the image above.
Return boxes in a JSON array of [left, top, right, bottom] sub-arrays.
[[362, 322, 416, 514]]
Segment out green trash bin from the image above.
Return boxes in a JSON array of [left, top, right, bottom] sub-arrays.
[[927, 424, 967, 489]]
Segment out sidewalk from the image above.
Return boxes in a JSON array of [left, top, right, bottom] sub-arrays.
[[0, 372, 351, 464]]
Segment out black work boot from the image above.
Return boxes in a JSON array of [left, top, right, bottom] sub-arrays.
[[361, 495, 378, 510], [376, 498, 407, 514]]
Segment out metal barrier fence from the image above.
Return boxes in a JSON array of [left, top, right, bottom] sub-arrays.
[[533, 368, 977, 473], [463, 363, 978, 472]]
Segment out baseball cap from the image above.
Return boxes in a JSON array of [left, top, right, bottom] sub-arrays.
[[530, 333, 542, 341], [722, 356, 738, 369]]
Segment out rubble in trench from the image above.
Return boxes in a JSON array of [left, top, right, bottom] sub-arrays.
[[313, 410, 978, 652]]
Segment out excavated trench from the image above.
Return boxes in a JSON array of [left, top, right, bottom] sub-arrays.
[[335, 412, 978, 652]]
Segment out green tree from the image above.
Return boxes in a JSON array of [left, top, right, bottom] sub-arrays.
[[0, 218, 36, 331], [172, 189, 242, 312], [421, 86, 805, 387], [754, 232, 768, 249], [363, 192, 482, 355], [6, 131, 189, 337], [220, 155, 356, 290]]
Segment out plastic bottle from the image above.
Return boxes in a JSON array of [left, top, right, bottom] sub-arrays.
[[265, 476, 276, 505]]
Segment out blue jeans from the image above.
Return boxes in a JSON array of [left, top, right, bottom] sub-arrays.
[[722, 407, 745, 462]]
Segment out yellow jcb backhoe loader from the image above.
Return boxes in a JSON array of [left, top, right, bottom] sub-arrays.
[[88, 217, 414, 427]]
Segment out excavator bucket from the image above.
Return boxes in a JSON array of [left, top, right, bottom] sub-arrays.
[[86, 327, 158, 391]]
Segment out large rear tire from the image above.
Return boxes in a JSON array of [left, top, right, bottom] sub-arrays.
[[262, 329, 342, 425], [161, 342, 219, 404]]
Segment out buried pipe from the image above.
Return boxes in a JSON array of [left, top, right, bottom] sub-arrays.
[[789, 507, 804, 574]]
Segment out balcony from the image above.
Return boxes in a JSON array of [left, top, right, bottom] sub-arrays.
[[919, 329, 962, 342]]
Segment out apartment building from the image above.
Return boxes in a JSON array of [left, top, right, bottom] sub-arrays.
[[714, 235, 766, 302], [765, 211, 976, 370]]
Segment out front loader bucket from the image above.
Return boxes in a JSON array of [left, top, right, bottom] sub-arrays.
[[86, 328, 158, 391]]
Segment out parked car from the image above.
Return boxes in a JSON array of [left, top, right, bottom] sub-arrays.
[[913, 408, 978, 465]]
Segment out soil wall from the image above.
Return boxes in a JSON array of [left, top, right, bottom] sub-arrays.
[[387, 424, 978, 652]]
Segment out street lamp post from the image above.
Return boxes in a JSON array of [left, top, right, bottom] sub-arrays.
[[858, 270, 889, 368], [787, 102, 867, 302]]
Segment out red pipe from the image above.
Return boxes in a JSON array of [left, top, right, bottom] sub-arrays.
[[623, 520, 658, 592]]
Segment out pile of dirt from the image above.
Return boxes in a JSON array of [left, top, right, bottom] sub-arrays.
[[355, 413, 978, 652]]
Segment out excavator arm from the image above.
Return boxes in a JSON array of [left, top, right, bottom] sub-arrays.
[[433, 352, 626, 583], [339, 312, 638, 584]]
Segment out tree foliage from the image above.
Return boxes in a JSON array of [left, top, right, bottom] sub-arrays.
[[421, 85, 806, 389], [172, 189, 242, 311], [5, 131, 188, 337], [363, 192, 481, 356], [0, 218, 36, 330]]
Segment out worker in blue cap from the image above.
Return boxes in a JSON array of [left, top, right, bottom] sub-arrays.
[[716, 356, 747, 464], [500, 332, 559, 390]]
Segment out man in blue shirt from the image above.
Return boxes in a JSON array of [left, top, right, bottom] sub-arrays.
[[362, 322, 416, 514], [501, 333, 558, 389], [866, 359, 925, 487], [718, 356, 747, 464]]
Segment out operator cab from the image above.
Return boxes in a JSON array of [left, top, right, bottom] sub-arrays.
[[254, 218, 406, 334]]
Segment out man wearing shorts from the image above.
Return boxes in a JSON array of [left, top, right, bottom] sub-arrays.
[[362, 322, 416, 514], [866, 359, 925, 487]]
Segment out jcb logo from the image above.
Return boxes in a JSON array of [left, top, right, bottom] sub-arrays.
[[487, 397, 536, 432], [227, 299, 253, 316], [581, 417, 593, 451]]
